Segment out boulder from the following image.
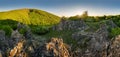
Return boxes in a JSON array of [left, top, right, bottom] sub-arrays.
[[0, 30, 5, 41], [11, 30, 23, 39]]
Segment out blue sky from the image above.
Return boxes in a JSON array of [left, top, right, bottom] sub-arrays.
[[0, 0, 120, 16]]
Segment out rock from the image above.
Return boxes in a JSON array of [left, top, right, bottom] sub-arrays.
[[89, 24, 109, 51], [53, 19, 88, 31], [0, 50, 2, 57], [0, 30, 9, 56], [24, 26, 33, 39], [9, 40, 28, 57], [72, 30, 92, 41], [9, 47, 17, 57], [107, 20, 117, 28], [71, 23, 110, 57], [34, 38, 71, 57], [108, 35, 120, 57], [10, 30, 24, 48], [17, 23, 22, 30], [0, 19, 120, 57], [11, 30, 23, 39], [112, 35, 120, 47], [46, 38, 70, 57], [17, 23, 33, 39], [0, 30, 5, 41]]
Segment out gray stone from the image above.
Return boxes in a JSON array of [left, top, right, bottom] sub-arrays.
[[107, 20, 117, 28], [11, 30, 23, 39], [0, 50, 2, 57], [53, 19, 88, 31], [0, 30, 5, 41]]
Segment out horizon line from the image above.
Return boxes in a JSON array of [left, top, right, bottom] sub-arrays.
[[0, 8, 120, 17]]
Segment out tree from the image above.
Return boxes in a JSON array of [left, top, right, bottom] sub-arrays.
[[81, 11, 88, 19]]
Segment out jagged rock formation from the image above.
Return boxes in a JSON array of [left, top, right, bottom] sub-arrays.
[[0, 23, 40, 57], [107, 20, 117, 28], [0, 50, 2, 57], [0, 30, 5, 41], [108, 35, 120, 57], [53, 19, 88, 31], [0, 29, 35, 57], [0, 31, 120, 57], [8, 29, 37, 57], [1, 19, 120, 57], [89, 24, 108, 51], [1, 27, 71, 57], [33, 38, 71, 57], [71, 21, 120, 57], [9, 40, 27, 57], [71, 23, 110, 57], [17, 23, 33, 39], [0, 30, 9, 57], [46, 38, 70, 57]]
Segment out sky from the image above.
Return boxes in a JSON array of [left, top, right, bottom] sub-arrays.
[[0, 0, 120, 17]]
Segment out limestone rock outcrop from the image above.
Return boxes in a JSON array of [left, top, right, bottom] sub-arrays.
[[0, 30, 5, 41], [108, 35, 120, 57], [34, 38, 71, 57], [9, 40, 27, 57], [53, 19, 88, 31], [71, 23, 110, 57], [0, 50, 2, 57], [107, 20, 117, 28], [46, 38, 70, 57], [1, 19, 120, 57]]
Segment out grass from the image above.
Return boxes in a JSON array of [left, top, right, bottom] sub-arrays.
[[85, 22, 100, 32], [0, 8, 60, 25], [85, 20, 108, 32], [37, 30, 77, 45], [38, 30, 86, 51]]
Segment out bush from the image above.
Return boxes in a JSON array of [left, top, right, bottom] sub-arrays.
[[69, 15, 81, 21], [0, 25, 12, 36], [30, 25, 49, 35], [84, 18, 96, 22], [110, 27, 120, 38], [19, 28, 27, 34], [0, 19, 18, 30]]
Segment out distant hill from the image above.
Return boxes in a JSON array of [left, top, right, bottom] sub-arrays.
[[0, 8, 60, 25]]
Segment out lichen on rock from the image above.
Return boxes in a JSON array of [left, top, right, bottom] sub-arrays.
[[46, 38, 70, 57], [9, 40, 27, 57]]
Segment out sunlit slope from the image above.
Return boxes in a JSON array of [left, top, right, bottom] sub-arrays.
[[0, 8, 60, 25]]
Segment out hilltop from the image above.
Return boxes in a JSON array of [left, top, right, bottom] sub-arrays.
[[0, 8, 60, 25]]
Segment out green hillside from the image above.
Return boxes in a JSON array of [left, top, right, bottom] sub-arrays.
[[0, 8, 60, 25]]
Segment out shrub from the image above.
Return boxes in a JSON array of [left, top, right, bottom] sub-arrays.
[[30, 25, 49, 35], [0, 20, 18, 30], [110, 27, 120, 38], [19, 28, 27, 34], [0, 25, 12, 36]]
